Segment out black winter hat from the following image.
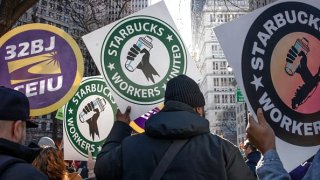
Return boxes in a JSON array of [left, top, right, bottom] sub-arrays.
[[165, 75, 205, 107], [0, 86, 38, 128]]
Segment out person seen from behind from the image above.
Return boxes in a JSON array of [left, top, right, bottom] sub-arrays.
[[243, 139, 261, 177], [246, 108, 320, 180], [0, 87, 48, 179], [95, 75, 256, 180]]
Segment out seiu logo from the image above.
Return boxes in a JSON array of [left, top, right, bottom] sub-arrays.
[[4, 36, 63, 97]]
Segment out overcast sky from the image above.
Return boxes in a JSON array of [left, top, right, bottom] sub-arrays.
[[150, 0, 192, 50]]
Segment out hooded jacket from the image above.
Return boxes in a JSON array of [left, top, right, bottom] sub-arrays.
[[95, 101, 256, 180], [0, 138, 48, 179]]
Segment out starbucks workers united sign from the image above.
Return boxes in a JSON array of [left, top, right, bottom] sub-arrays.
[[101, 16, 187, 105], [83, 2, 201, 119], [64, 76, 116, 160]]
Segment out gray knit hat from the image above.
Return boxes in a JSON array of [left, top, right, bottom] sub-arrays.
[[38, 137, 56, 148], [165, 75, 205, 107]]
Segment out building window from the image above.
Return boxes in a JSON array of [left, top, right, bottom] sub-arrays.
[[210, 14, 215, 22], [40, 9, 47, 15], [230, 94, 235, 103], [221, 78, 227, 86], [39, 18, 46, 23], [63, 26, 69, 32], [48, 12, 53, 18], [214, 95, 220, 103], [57, 5, 62, 12], [57, 15, 62, 20], [41, 1, 47, 6], [224, 95, 228, 103], [213, 78, 219, 86], [49, 3, 55, 9], [213, 62, 218, 70], [41, 122, 46, 131], [220, 61, 226, 70]]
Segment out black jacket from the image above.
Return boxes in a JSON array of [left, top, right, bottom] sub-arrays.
[[95, 101, 256, 180], [0, 138, 48, 180]]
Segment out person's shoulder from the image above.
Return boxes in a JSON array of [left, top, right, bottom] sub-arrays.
[[2, 163, 48, 179], [208, 133, 238, 150]]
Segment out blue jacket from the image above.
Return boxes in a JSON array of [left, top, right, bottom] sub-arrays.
[[95, 101, 256, 180], [246, 150, 261, 177], [257, 149, 320, 180]]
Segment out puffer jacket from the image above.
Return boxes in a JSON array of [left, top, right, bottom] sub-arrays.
[[95, 101, 256, 180]]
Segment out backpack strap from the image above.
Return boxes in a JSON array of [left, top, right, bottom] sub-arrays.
[[150, 139, 188, 180], [0, 154, 24, 174]]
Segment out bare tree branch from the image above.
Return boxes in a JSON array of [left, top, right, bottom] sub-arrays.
[[224, 0, 249, 12], [13, 0, 39, 22], [116, 0, 131, 20], [0, 0, 39, 36]]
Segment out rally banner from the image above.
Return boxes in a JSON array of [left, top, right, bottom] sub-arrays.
[[130, 104, 163, 133], [64, 76, 117, 160], [82, 1, 201, 120], [0, 23, 84, 116], [214, 0, 320, 171]]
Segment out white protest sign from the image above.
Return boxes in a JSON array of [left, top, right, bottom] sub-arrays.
[[214, 0, 320, 171], [63, 76, 117, 160], [82, 1, 200, 120]]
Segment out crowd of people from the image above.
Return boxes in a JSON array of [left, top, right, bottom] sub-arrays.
[[0, 75, 319, 180]]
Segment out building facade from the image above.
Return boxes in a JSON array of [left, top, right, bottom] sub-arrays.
[[191, 0, 249, 144], [15, 0, 150, 145], [249, 0, 277, 11], [93, 0, 150, 25], [235, 102, 246, 145]]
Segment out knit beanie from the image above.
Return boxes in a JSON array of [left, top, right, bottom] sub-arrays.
[[165, 75, 205, 107]]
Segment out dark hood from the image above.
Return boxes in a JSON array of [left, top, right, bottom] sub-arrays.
[[0, 138, 41, 163], [145, 101, 209, 139]]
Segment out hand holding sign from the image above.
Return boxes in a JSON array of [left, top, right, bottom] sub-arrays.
[[116, 106, 131, 125], [246, 108, 276, 155]]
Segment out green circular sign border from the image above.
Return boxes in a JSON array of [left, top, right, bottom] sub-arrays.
[[101, 15, 187, 105], [64, 77, 117, 158]]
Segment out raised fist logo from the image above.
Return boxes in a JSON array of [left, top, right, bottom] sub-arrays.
[[125, 36, 159, 83], [79, 98, 106, 140], [284, 38, 320, 109]]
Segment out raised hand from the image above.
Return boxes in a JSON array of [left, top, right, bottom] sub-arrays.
[[246, 108, 276, 154], [116, 106, 131, 125]]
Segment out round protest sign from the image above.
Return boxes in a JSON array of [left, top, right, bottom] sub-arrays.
[[101, 15, 187, 105], [242, 2, 320, 146], [64, 76, 117, 159], [0, 23, 83, 116]]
